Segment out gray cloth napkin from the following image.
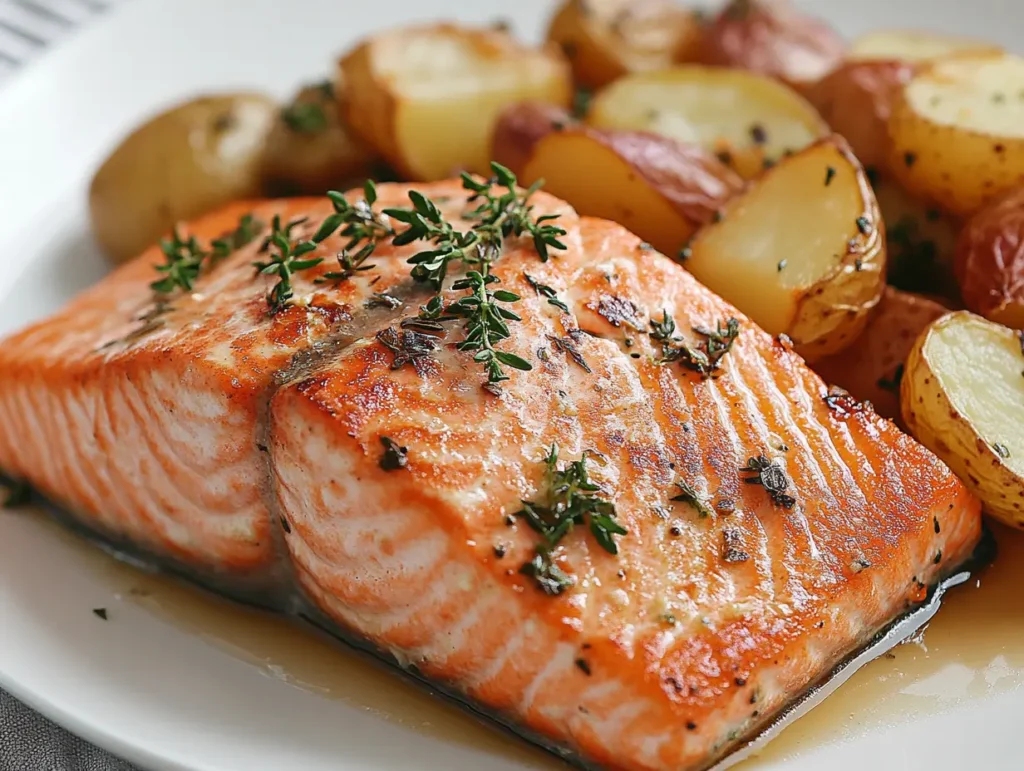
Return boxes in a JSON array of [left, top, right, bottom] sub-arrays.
[[0, 690, 138, 770]]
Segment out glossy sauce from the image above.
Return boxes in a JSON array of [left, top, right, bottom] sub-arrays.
[[92, 524, 1024, 769]]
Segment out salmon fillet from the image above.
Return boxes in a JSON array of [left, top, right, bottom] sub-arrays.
[[0, 181, 982, 770]]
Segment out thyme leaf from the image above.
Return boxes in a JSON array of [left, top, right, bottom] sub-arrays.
[[517, 444, 626, 595], [663, 317, 740, 378], [670, 478, 715, 518], [252, 215, 323, 311]]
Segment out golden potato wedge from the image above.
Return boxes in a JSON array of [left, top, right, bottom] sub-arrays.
[[699, 0, 845, 89], [340, 23, 572, 181], [262, 80, 376, 196], [874, 172, 960, 298], [89, 93, 277, 264], [516, 124, 742, 255], [683, 135, 885, 360], [546, 0, 704, 90], [587, 66, 828, 179], [491, 101, 576, 178], [848, 29, 1001, 63], [901, 311, 1024, 529], [887, 52, 1024, 217], [813, 287, 948, 424], [955, 187, 1024, 328], [805, 60, 913, 169]]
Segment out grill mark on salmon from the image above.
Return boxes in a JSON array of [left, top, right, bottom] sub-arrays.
[[0, 182, 982, 771]]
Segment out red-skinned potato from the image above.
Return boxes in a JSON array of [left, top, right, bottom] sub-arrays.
[[699, 0, 845, 89], [955, 187, 1024, 329], [805, 60, 914, 169], [491, 102, 576, 179], [812, 287, 948, 425], [512, 122, 743, 255], [546, 0, 704, 90]]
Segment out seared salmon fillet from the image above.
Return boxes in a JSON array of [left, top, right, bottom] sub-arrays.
[[0, 181, 982, 770]]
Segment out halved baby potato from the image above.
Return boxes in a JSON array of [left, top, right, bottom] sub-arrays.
[[546, 0, 704, 90], [848, 29, 1002, 63], [262, 80, 377, 196], [514, 123, 743, 255], [340, 23, 572, 181], [887, 52, 1024, 217], [491, 101, 576, 179], [805, 60, 913, 169], [955, 186, 1024, 328], [586, 66, 828, 179], [902, 311, 1024, 529], [683, 135, 885, 361], [699, 0, 846, 89], [813, 287, 948, 424]]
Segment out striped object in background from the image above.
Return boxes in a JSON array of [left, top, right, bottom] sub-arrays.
[[0, 0, 122, 84]]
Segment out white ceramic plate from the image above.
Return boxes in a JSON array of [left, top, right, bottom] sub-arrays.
[[2, 1, 1024, 769]]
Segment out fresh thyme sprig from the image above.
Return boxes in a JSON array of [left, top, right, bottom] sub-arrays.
[[151, 214, 264, 294], [314, 182, 394, 248], [662, 316, 741, 378], [382, 162, 567, 384], [253, 215, 323, 311], [151, 229, 206, 293], [517, 444, 626, 595]]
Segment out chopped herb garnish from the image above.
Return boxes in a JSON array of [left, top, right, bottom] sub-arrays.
[[740, 455, 796, 509], [671, 478, 714, 518], [252, 215, 323, 311], [825, 166, 836, 186], [517, 444, 626, 595], [379, 436, 408, 471], [575, 658, 592, 675], [649, 309, 677, 343], [994, 443, 1011, 459], [547, 333, 591, 373], [281, 101, 328, 133], [524, 273, 569, 313], [722, 528, 750, 563], [365, 292, 402, 310], [663, 317, 740, 379], [376, 326, 441, 373], [877, 364, 904, 393], [211, 214, 264, 262], [597, 294, 643, 330], [2, 480, 31, 508]]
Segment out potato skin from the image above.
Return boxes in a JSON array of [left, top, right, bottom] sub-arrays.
[[805, 60, 913, 169], [517, 123, 743, 255], [547, 0, 704, 90], [955, 186, 1024, 329], [901, 311, 1024, 529], [491, 101, 576, 178], [699, 0, 845, 89], [813, 287, 947, 424], [89, 93, 277, 264], [262, 81, 376, 196]]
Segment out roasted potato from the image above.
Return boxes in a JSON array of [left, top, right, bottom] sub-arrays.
[[683, 135, 885, 360], [586, 66, 828, 179], [886, 52, 1024, 217], [89, 93, 277, 264], [955, 187, 1024, 328], [813, 287, 948, 424], [491, 101, 576, 178], [546, 0, 703, 91], [874, 172, 960, 298], [339, 23, 572, 181], [805, 60, 913, 169], [848, 29, 1002, 63], [262, 80, 376, 196], [699, 0, 845, 89], [513, 122, 743, 255], [901, 311, 1024, 529]]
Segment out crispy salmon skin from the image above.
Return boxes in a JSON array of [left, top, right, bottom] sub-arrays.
[[0, 181, 982, 771]]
